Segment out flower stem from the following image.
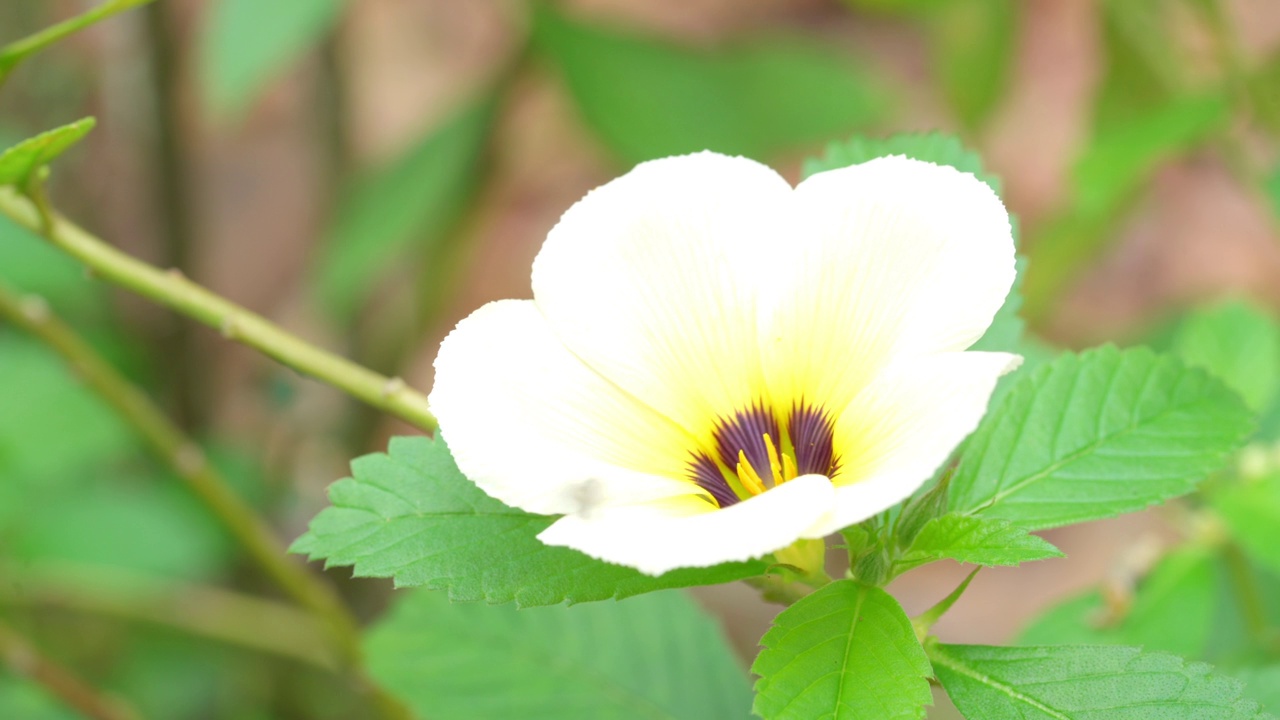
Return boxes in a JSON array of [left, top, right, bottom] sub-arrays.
[[911, 567, 980, 642], [0, 186, 437, 431], [0, 0, 157, 86], [0, 618, 143, 720]]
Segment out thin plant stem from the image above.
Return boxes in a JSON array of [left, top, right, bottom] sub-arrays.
[[0, 280, 359, 653], [0, 563, 337, 670], [0, 280, 415, 720], [0, 618, 143, 720], [0, 186, 437, 431], [0, 0, 158, 86]]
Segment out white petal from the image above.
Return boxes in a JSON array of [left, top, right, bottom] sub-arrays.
[[531, 152, 791, 437], [538, 474, 836, 576], [761, 156, 1015, 414], [814, 351, 1020, 535], [429, 300, 699, 516]]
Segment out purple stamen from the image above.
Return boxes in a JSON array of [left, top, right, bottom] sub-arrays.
[[690, 452, 740, 508]]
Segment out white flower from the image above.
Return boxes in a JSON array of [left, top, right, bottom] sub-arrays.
[[429, 152, 1018, 576]]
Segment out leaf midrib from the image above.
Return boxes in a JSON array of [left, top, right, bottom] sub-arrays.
[[930, 646, 1071, 720], [969, 376, 1215, 515]]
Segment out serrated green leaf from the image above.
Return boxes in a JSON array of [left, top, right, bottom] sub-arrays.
[[895, 514, 1063, 574], [366, 589, 752, 720], [1215, 472, 1280, 577], [315, 97, 493, 318], [0, 118, 95, 186], [932, 643, 1269, 719], [200, 0, 345, 118], [752, 580, 932, 720], [534, 6, 883, 164], [1173, 300, 1280, 414], [948, 345, 1253, 530], [291, 435, 767, 606]]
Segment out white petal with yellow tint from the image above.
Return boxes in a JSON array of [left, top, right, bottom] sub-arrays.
[[531, 152, 790, 436], [811, 351, 1021, 535], [760, 156, 1015, 414], [429, 300, 698, 516], [538, 474, 836, 576]]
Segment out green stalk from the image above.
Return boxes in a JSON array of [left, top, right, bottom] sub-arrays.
[[0, 619, 143, 720], [0, 563, 336, 670], [0, 0, 158, 86], [0, 186, 437, 431], [0, 281, 413, 720]]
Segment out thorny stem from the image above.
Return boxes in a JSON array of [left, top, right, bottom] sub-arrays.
[[0, 280, 413, 720], [0, 186, 437, 431], [0, 0, 159, 87], [0, 619, 143, 720]]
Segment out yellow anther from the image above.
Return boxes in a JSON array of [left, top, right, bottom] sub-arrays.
[[736, 450, 768, 496], [781, 454, 798, 484], [763, 433, 784, 487]]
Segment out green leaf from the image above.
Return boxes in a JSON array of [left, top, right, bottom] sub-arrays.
[[752, 580, 932, 719], [315, 98, 493, 318], [366, 589, 752, 720], [0, 118, 95, 187], [291, 435, 767, 606], [1173, 300, 1280, 414], [932, 643, 1269, 719], [928, 0, 1016, 130], [1074, 92, 1228, 217], [895, 514, 1063, 574], [1215, 472, 1280, 577], [1234, 667, 1280, 712], [200, 0, 345, 118], [1018, 545, 1221, 659], [534, 6, 883, 164], [948, 345, 1253, 530]]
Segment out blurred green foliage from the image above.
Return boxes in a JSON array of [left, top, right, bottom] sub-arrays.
[[3, 0, 1280, 717]]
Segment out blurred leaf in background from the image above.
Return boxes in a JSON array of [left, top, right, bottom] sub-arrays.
[[315, 97, 495, 320], [1172, 300, 1280, 416], [534, 5, 886, 164], [929, 0, 1016, 131], [200, 0, 346, 119]]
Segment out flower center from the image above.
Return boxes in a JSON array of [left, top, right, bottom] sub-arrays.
[[689, 402, 838, 508]]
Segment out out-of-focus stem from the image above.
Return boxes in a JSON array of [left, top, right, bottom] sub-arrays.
[[0, 564, 336, 670], [143, 0, 203, 428], [0, 0, 158, 86], [0, 280, 362, 656], [0, 187, 437, 431], [0, 619, 143, 720]]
